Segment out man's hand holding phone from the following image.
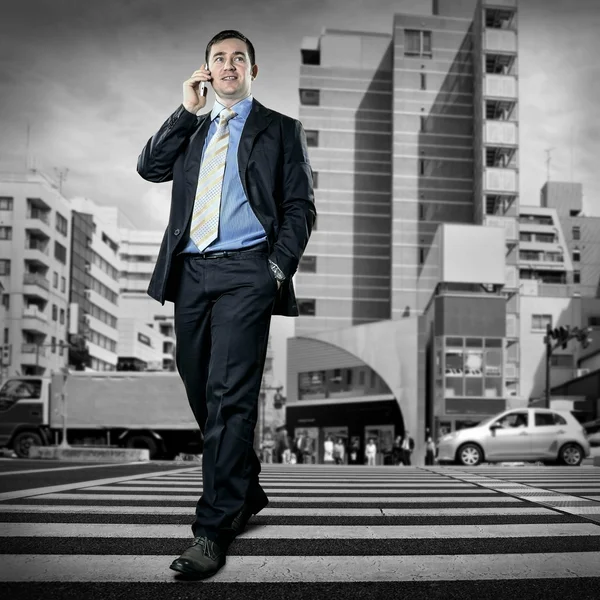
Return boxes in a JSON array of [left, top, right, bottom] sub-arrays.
[[183, 64, 211, 114]]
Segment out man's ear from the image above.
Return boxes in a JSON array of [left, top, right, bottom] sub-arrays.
[[251, 64, 259, 81]]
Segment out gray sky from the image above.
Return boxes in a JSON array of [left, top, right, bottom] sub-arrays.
[[0, 0, 598, 230]]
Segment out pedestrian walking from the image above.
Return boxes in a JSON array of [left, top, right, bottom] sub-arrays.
[[138, 29, 315, 580], [323, 435, 335, 464], [401, 430, 415, 466], [392, 435, 403, 466], [365, 438, 377, 466], [425, 430, 436, 466], [333, 437, 345, 465]]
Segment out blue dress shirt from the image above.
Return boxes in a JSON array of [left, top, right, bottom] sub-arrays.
[[181, 95, 267, 253]]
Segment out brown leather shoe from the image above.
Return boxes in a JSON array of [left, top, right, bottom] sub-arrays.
[[170, 536, 225, 579]]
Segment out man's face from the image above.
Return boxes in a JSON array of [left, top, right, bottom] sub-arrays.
[[208, 38, 258, 102]]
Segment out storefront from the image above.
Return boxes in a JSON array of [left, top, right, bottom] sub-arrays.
[[286, 398, 403, 465]]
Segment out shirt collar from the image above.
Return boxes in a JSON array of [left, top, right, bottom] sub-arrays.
[[210, 94, 253, 122]]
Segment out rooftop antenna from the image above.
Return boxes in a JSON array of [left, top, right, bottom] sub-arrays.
[[53, 168, 69, 195], [545, 147, 554, 182], [25, 121, 31, 171]]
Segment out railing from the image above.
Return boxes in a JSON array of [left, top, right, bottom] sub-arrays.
[[484, 74, 517, 99], [484, 120, 517, 145], [484, 29, 517, 53], [21, 343, 46, 356], [483, 0, 517, 7], [23, 273, 50, 289], [484, 215, 518, 240], [485, 167, 517, 193], [26, 240, 49, 254], [22, 307, 48, 321], [26, 209, 50, 225]]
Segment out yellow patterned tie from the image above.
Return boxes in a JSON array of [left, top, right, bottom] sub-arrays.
[[190, 108, 237, 251]]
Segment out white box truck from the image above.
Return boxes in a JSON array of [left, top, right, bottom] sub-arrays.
[[0, 371, 202, 459]]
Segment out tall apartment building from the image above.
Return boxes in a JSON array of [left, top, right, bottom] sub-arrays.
[[119, 228, 175, 370], [69, 198, 121, 371], [0, 172, 72, 378], [286, 0, 522, 464], [518, 182, 600, 409]]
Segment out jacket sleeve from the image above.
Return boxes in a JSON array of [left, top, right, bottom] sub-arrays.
[[269, 118, 317, 278], [137, 105, 200, 183]]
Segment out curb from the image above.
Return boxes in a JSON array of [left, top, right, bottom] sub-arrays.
[[29, 446, 150, 462]]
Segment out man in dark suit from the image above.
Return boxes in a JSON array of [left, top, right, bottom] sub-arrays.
[[137, 30, 315, 579]]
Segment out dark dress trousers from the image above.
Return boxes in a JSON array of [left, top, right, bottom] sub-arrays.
[[137, 100, 316, 546]]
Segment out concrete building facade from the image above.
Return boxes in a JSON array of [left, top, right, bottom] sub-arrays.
[[69, 198, 121, 371], [286, 0, 522, 464], [0, 172, 72, 378]]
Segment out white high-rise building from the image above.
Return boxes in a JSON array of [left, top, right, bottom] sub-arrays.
[[0, 172, 72, 377]]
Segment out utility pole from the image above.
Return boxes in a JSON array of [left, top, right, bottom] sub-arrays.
[[544, 324, 592, 407]]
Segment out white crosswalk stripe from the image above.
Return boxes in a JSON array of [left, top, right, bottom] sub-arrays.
[[1, 465, 600, 592]]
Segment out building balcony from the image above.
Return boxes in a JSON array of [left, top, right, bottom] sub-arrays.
[[23, 273, 50, 301], [484, 167, 518, 193], [484, 28, 517, 53], [25, 214, 52, 239], [22, 307, 49, 333], [484, 120, 517, 147], [484, 74, 517, 101], [20, 343, 49, 368], [504, 265, 518, 290], [483, 214, 518, 244], [483, 0, 517, 8], [24, 242, 51, 267]]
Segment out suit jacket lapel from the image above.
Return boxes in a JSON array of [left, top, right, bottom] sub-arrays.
[[238, 99, 273, 200]]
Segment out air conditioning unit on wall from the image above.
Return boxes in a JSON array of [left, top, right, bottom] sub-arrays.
[[576, 368, 590, 377]]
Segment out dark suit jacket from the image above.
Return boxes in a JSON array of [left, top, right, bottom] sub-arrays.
[[136, 100, 316, 316]]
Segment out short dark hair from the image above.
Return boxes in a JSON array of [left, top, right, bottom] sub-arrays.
[[205, 30, 256, 66]]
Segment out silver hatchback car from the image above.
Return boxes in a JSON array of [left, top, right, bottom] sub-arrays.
[[437, 408, 591, 466]]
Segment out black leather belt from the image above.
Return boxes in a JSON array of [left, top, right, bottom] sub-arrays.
[[183, 242, 268, 260]]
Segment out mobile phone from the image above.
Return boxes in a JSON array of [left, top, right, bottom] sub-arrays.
[[200, 63, 208, 97]]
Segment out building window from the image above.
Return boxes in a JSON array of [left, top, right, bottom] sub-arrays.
[[53, 272, 58, 288], [312, 171, 319, 189], [572, 250, 580, 262], [305, 130, 319, 147], [60, 308, 65, 325], [572, 226, 580, 240], [588, 316, 600, 327], [2, 294, 9, 310], [420, 73, 427, 90], [419, 247, 425, 264], [298, 299, 316, 316], [61, 276, 66, 293], [531, 314, 552, 331], [59, 340, 64, 356], [299, 255, 317, 273], [299, 89, 320, 106], [0, 226, 12, 240], [574, 270, 581, 284], [404, 30, 432, 58], [52, 304, 58, 321], [51, 336, 56, 354], [54, 241, 67, 264], [0, 260, 10, 276], [420, 115, 426, 132], [0, 197, 13, 210], [419, 204, 425, 220], [56, 212, 68, 236]]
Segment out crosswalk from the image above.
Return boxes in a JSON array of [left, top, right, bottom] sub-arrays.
[[1, 465, 600, 597]]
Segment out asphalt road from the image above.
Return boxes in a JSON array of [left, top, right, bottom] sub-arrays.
[[1, 458, 599, 599]]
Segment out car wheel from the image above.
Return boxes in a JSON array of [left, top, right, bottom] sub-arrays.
[[13, 431, 44, 458], [457, 443, 482, 466], [559, 443, 583, 466]]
